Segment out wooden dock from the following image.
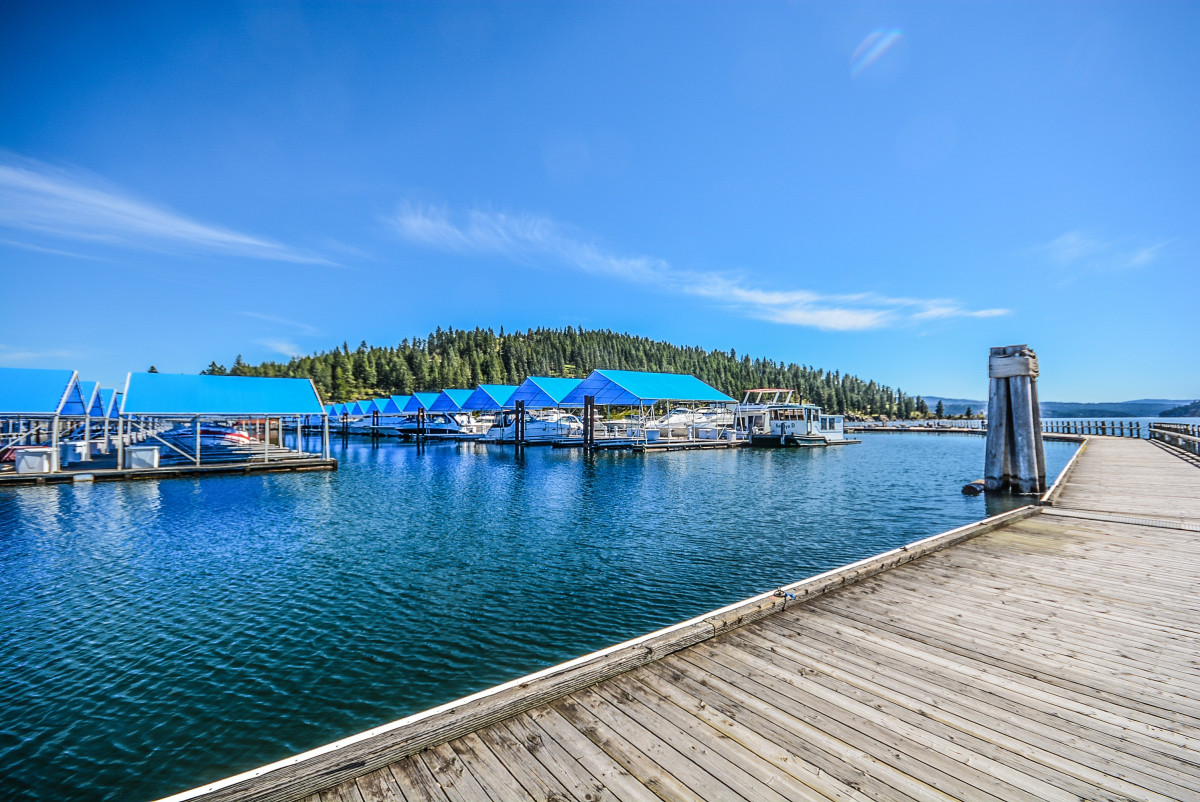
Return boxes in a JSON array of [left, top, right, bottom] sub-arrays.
[[162, 436, 1200, 802], [0, 456, 337, 486]]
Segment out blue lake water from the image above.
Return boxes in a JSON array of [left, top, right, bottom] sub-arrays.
[[0, 433, 1076, 801]]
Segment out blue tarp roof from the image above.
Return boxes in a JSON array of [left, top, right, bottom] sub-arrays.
[[561, 370, 734, 406], [0, 367, 84, 415], [365, 398, 390, 414], [325, 404, 338, 416], [462, 384, 518, 411], [504, 377, 582, 409], [121, 373, 326, 416], [430, 388, 474, 412], [348, 401, 368, 416], [403, 392, 441, 412]]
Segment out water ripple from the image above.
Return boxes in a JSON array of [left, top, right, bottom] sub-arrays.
[[0, 434, 1075, 801]]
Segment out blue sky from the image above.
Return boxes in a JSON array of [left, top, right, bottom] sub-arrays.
[[1, 1, 1196, 401]]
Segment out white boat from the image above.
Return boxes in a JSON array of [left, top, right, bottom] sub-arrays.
[[393, 412, 485, 438], [736, 389, 854, 447], [483, 409, 583, 443], [160, 423, 254, 448], [650, 406, 735, 440]]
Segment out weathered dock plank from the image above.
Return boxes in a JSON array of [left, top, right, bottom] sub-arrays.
[[160, 437, 1200, 802]]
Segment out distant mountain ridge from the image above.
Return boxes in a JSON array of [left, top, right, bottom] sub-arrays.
[[1162, 400, 1200, 417], [923, 396, 1195, 418]]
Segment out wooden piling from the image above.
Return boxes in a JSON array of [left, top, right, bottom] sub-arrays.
[[984, 344, 1046, 494]]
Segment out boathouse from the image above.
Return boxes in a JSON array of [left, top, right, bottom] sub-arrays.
[[120, 372, 331, 465], [0, 367, 90, 472], [561, 369, 734, 407], [402, 393, 440, 413], [503, 377, 582, 409], [461, 384, 518, 411], [429, 389, 474, 413]]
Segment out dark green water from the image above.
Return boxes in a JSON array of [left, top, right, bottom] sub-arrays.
[[0, 433, 1075, 801]]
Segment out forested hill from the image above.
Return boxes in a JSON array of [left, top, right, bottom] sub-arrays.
[[203, 327, 925, 416]]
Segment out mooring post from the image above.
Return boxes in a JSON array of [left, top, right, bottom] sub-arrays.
[[515, 400, 525, 448], [984, 344, 1046, 494], [584, 395, 596, 451]]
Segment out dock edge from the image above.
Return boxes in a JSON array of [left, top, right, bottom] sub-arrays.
[[155, 502, 1042, 802]]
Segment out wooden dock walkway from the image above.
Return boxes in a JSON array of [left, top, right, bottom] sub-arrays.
[[164, 437, 1200, 802]]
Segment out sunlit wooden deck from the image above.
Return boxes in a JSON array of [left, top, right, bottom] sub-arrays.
[[168, 437, 1200, 802]]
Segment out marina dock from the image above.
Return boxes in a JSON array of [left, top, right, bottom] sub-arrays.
[[163, 434, 1200, 802]]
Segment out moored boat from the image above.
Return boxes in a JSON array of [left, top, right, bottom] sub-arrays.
[[736, 389, 856, 447]]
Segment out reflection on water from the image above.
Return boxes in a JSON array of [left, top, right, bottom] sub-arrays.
[[0, 433, 1076, 801]]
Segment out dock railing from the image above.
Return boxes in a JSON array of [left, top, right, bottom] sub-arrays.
[[1149, 422, 1200, 456], [1041, 419, 1144, 437]]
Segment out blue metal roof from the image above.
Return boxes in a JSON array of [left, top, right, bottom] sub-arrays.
[[348, 401, 368, 416], [503, 377, 583, 409], [561, 370, 734, 406], [82, 382, 105, 417], [121, 373, 326, 416], [0, 367, 84, 415], [100, 389, 120, 419], [325, 404, 338, 416], [403, 392, 441, 412], [462, 384, 518, 411], [430, 388, 474, 412], [364, 398, 390, 414], [383, 395, 409, 414]]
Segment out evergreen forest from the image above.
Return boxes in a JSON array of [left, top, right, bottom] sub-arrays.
[[203, 327, 937, 418]]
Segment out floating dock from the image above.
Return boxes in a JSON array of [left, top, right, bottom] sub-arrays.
[[161, 434, 1200, 802], [0, 453, 337, 487]]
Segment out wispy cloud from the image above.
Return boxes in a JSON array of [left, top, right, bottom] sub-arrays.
[[851, 30, 904, 78], [388, 203, 1008, 332], [1037, 230, 1170, 274], [242, 311, 320, 336], [257, 339, 303, 359], [0, 155, 330, 264], [0, 237, 112, 262], [0, 344, 80, 363]]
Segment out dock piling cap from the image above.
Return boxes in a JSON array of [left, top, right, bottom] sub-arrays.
[[988, 346, 1038, 379], [962, 479, 985, 495]]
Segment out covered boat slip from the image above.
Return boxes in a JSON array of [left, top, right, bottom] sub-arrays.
[[161, 436, 1200, 802], [0, 367, 101, 472], [0, 372, 336, 485]]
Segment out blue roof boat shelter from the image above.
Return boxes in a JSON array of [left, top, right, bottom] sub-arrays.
[[403, 392, 441, 413], [101, 389, 121, 419], [0, 367, 89, 468], [119, 372, 330, 464], [387, 395, 411, 414], [81, 382, 105, 418], [462, 384, 518, 411], [122, 373, 327, 417], [430, 389, 474, 413], [561, 370, 734, 406], [348, 401, 369, 417], [503, 377, 583, 409], [0, 367, 86, 417]]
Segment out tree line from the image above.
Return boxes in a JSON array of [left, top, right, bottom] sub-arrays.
[[203, 326, 940, 418]]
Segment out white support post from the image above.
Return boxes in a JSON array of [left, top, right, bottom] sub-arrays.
[[82, 411, 91, 461], [194, 416, 201, 465], [50, 415, 60, 472], [322, 414, 330, 460]]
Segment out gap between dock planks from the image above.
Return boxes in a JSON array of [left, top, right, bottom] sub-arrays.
[[160, 436, 1200, 802]]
